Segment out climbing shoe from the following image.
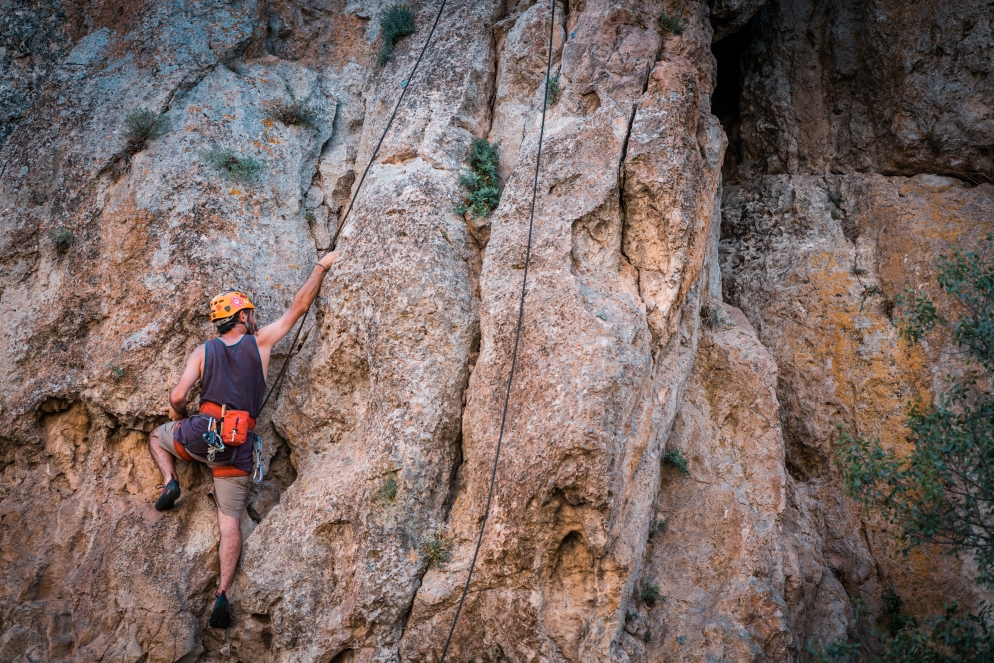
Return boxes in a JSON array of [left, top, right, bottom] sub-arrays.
[[155, 478, 180, 511], [208, 591, 231, 629]]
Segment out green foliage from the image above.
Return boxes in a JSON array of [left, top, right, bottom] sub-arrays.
[[806, 638, 861, 663], [51, 227, 75, 255], [811, 602, 994, 663], [878, 602, 994, 662], [640, 582, 664, 606], [895, 291, 944, 346], [378, 473, 399, 504], [663, 448, 690, 476], [881, 588, 915, 634], [851, 265, 868, 277], [109, 364, 125, 380], [204, 148, 264, 181], [546, 73, 561, 106], [264, 83, 320, 130], [648, 518, 668, 539], [625, 608, 639, 622], [418, 527, 453, 569], [658, 11, 685, 35], [456, 138, 501, 218], [124, 107, 168, 153], [643, 627, 652, 643], [834, 236, 994, 587], [306, 211, 317, 227], [378, 5, 416, 65]]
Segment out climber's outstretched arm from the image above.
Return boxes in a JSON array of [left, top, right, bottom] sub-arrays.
[[256, 250, 341, 356]]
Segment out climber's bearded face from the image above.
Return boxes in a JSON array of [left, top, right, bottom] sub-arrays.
[[243, 309, 257, 335]]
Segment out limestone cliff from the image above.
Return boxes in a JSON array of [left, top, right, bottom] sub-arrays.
[[0, 1, 989, 662]]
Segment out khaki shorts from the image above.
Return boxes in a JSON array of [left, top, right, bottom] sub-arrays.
[[153, 421, 250, 518]]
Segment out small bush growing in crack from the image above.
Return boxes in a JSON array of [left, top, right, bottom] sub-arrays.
[[51, 227, 75, 256], [648, 517, 668, 539], [701, 306, 730, 331], [545, 73, 561, 106], [306, 211, 317, 227], [264, 83, 319, 130], [643, 627, 652, 643], [625, 608, 639, 622], [378, 4, 416, 65], [455, 138, 501, 218], [378, 473, 399, 504], [109, 364, 125, 380], [124, 107, 168, 153], [418, 525, 453, 570], [204, 148, 264, 181], [851, 265, 868, 277], [641, 582, 665, 606], [827, 191, 844, 208], [663, 448, 690, 476], [658, 11, 685, 35]]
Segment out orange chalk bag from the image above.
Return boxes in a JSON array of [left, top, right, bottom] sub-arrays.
[[200, 401, 255, 446]]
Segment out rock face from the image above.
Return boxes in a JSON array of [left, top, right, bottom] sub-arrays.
[[637, 302, 795, 661], [734, 0, 994, 182], [0, 0, 990, 662], [717, 0, 994, 651]]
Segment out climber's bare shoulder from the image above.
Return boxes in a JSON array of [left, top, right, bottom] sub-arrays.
[[166, 344, 205, 417]]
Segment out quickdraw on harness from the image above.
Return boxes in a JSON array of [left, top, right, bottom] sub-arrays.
[[195, 401, 257, 475], [201, 415, 225, 462]]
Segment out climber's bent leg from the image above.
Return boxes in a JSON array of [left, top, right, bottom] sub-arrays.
[[150, 422, 182, 510], [149, 422, 179, 484]]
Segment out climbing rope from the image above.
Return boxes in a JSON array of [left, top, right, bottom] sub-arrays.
[[438, 0, 556, 658], [259, 0, 449, 414]]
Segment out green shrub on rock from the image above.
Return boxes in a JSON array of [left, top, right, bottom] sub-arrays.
[[455, 138, 501, 218], [124, 107, 168, 153], [379, 5, 416, 65], [204, 148, 264, 181]]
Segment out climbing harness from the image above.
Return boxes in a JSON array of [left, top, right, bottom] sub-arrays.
[[252, 0, 452, 483], [195, 402, 257, 462], [438, 0, 556, 658], [201, 416, 225, 462]]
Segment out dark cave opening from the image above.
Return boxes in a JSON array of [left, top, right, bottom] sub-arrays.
[[711, 23, 753, 182]]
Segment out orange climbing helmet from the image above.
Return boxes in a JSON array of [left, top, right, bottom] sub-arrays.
[[210, 291, 256, 322]]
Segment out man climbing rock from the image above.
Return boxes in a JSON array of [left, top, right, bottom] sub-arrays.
[[147, 250, 341, 629]]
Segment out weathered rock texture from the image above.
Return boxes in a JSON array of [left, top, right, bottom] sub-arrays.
[[733, 0, 994, 182], [0, 0, 990, 661], [716, 0, 994, 654]]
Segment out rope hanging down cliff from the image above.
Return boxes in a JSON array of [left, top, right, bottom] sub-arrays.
[[259, 0, 449, 413], [438, 0, 557, 658]]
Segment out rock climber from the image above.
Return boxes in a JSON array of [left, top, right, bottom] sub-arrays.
[[147, 250, 341, 629]]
